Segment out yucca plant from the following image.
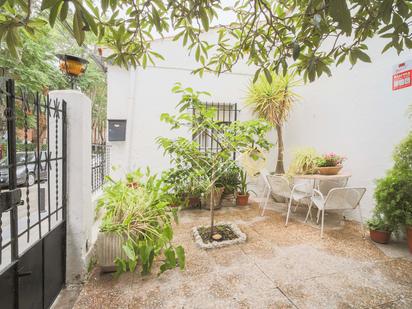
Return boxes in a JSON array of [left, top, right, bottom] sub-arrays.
[[245, 73, 300, 174]]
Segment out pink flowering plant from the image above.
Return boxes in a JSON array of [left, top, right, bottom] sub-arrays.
[[316, 152, 346, 167]]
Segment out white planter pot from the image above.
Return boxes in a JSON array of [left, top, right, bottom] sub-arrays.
[[96, 232, 126, 272]]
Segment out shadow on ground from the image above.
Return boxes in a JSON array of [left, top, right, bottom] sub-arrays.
[[67, 201, 412, 309]]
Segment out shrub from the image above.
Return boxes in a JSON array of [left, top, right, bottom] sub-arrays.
[[373, 132, 412, 236]]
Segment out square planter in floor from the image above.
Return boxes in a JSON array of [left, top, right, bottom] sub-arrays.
[[192, 222, 246, 249]]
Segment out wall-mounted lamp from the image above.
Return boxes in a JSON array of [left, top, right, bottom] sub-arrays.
[[56, 54, 89, 89]]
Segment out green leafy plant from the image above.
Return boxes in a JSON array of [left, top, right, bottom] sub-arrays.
[[2, 1, 411, 84], [237, 169, 255, 196], [288, 147, 319, 175], [316, 152, 346, 167], [405, 212, 412, 227], [96, 168, 185, 275], [366, 215, 392, 232], [245, 73, 299, 174], [373, 132, 412, 237], [158, 83, 271, 238], [216, 163, 240, 194]]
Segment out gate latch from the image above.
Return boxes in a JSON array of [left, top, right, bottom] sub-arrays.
[[0, 189, 22, 213]]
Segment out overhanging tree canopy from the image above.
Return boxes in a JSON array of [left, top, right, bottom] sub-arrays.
[[1, 0, 411, 82]]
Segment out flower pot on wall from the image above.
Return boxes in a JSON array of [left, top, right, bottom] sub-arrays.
[[236, 193, 249, 206], [407, 226, 412, 253], [317, 165, 342, 175], [369, 229, 391, 244], [96, 232, 126, 272]]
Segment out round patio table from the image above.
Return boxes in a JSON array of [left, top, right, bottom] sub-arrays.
[[292, 172, 352, 191]]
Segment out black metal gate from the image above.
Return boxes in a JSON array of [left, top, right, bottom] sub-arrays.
[[0, 73, 67, 308]]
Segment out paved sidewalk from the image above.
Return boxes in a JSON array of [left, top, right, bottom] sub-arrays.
[[72, 202, 412, 309]]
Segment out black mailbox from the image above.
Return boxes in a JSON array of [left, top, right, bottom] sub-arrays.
[[108, 119, 127, 141]]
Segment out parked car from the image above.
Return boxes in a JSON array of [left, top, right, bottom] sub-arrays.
[[0, 151, 48, 188]]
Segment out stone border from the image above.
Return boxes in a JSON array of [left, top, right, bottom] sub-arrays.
[[192, 222, 247, 249]]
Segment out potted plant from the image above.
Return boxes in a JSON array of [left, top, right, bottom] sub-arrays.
[[186, 179, 203, 208], [96, 169, 185, 274], [316, 152, 346, 175], [287, 147, 319, 175], [366, 215, 392, 244], [236, 169, 255, 206], [216, 164, 240, 195]]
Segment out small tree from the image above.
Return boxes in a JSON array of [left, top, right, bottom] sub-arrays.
[[157, 83, 271, 237], [245, 72, 299, 174]]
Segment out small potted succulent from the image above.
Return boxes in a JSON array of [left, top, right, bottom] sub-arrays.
[[366, 215, 392, 244], [236, 169, 255, 206], [316, 152, 346, 175]]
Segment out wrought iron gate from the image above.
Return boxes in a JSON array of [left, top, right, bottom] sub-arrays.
[[0, 73, 67, 309]]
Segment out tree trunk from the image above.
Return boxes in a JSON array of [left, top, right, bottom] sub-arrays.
[[275, 124, 285, 174], [209, 184, 215, 239]]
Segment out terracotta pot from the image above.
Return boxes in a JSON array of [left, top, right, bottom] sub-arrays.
[[188, 196, 201, 208], [236, 193, 249, 206], [369, 229, 391, 244], [127, 182, 139, 189], [317, 165, 343, 175], [407, 226, 412, 254]]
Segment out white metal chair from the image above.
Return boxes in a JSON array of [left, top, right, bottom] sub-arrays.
[[261, 175, 313, 226], [318, 177, 349, 196], [304, 187, 366, 238]]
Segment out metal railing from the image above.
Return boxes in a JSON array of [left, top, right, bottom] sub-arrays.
[[91, 143, 110, 192]]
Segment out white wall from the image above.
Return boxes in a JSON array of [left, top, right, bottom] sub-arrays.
[[107, 32, 411, 219], [50, 90, 95, 283]]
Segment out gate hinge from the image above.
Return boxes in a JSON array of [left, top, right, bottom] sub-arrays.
[[0, 189, 22, 213]]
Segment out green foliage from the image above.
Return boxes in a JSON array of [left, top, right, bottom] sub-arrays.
[[373, 132, 412, 236], [0, 19, 107, 141], [0, 27, 67, 93], [393, 132, 412, 172], [288, 148, 319, 175], [245, 73, 299, 127], [236, 169, 255, 196], [366, 215, 391, 232], [1, 1, 412, 83], [216, 163, 240, 194], [245, 72, 299, 174], [97, 168, 185, 275], [158, 83, 271, 234]]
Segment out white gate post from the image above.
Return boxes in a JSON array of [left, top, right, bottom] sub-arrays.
[[49, 90, 92, 283]]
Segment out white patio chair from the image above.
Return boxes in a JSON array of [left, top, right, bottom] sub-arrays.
[[318, 177, 349, 196], [261, 175, 313, 226], [304, 187, 366, 238]]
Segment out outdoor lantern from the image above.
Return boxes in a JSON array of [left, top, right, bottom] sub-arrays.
[[56, 54, 89, 89]]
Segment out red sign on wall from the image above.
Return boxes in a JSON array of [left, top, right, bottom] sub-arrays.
[[393, 61, 412, 91]]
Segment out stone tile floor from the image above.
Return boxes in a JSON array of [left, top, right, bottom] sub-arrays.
[[65, 200, 412, 309]]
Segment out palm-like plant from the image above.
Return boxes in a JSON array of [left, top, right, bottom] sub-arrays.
[[245, 73, 299, 174]]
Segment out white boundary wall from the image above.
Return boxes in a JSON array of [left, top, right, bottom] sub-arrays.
[[50, 90, 98, 283], [107, 34, 411, 220]]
